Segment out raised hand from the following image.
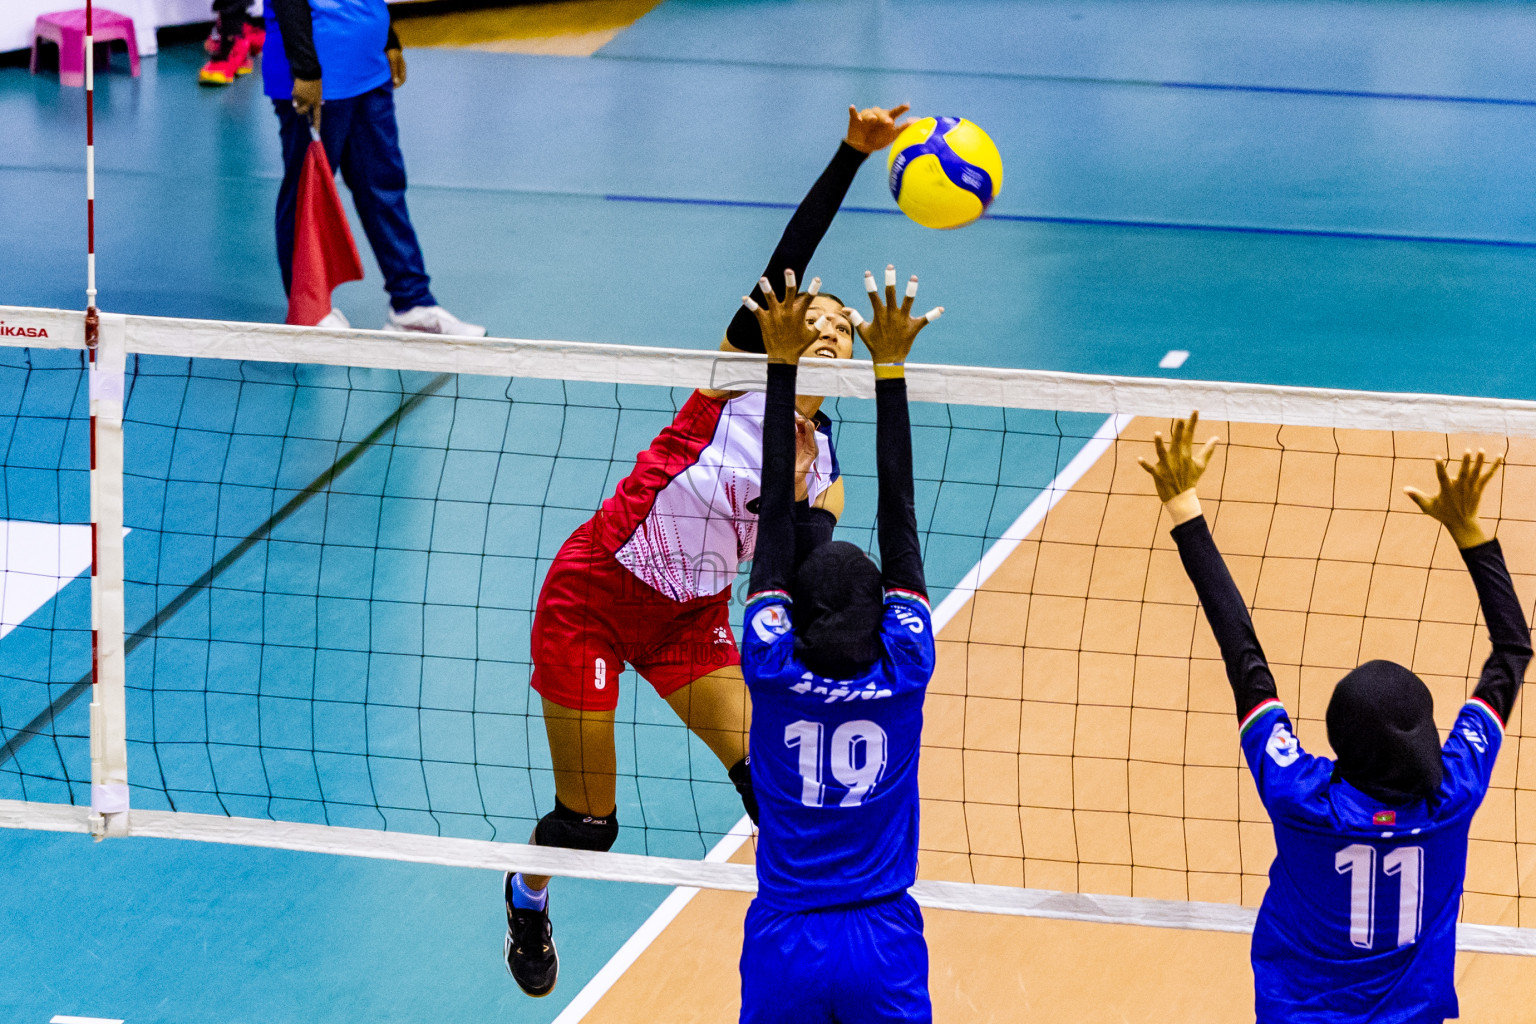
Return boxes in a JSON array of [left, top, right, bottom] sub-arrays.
[[1405, 449, 1502, 550], [854, 265, 942, 371], [744, 268, 824, 366], [845, 104, 916, 154], [1138, 411, 1219, 503]]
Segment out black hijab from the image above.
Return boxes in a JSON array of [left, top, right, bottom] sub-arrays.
[[1326, 660, 1444, 804], [792, 541, 884, 679]]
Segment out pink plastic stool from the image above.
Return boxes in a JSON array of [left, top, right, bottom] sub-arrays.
[[31, 8, 141, 88]]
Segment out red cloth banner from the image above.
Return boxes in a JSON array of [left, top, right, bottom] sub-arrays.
[[285, 139, 364, 326]]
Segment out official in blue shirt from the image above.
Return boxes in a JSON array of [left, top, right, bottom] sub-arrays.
[[264, 0, 482, 335], [1142, 414, 1532, 1024], [737, 265, 943, 1023]]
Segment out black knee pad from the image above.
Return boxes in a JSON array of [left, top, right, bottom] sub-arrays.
[[729, 756, 759, 825], [533, 799, 619, 853]]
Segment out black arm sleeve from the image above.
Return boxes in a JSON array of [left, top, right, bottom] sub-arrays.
[[386, 25, 401, 51], [1462, 539, 1533, 724], [724, 143, 868, 354], [876, 377, 926, 596], [748, 363, 799, 598], [268, 0, 320, 80], [794, 503, 835, 569], [1170, 515, 1278, 719]]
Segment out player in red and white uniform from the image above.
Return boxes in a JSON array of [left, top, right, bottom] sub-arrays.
[[504, 102, 917, 998], [604, 386, 841, 606]]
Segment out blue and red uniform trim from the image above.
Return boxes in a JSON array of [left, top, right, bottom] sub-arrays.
[[883, 588, 930, 611]]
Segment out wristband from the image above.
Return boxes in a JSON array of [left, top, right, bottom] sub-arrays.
[[1165, 488, 1202, 525], [874, 363, 905, 379]]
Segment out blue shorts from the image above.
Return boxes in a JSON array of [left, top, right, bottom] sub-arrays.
[[740, 893, 931, 1024]]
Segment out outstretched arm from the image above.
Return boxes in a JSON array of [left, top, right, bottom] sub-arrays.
[[745, 272, 825, 600], [856, 266, 943, 597], [1140, 413, 1278, 720], [1406, 451, 1532, 724], [724, 105, 913, 354]]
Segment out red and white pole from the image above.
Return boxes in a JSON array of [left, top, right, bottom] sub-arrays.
[[85, 0, 99, 736], [84, 0, 128, 837], [85, 0, 97, 336], [86, 0, 100, 780]]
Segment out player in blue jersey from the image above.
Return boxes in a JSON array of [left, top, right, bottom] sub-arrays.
[[1141, 413, 1532, 1024], [735, 265, 943, 1023]]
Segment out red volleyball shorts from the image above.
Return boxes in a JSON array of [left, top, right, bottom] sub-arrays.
[[530, 522, 741, 712]]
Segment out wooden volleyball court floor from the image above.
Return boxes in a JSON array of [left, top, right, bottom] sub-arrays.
[[574, 415, 1536, 1023]]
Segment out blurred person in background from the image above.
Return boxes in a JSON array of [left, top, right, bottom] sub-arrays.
[[198, 0, 265, 86], [264, 0, 485, 334]]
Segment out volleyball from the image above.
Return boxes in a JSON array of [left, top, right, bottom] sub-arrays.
[[887, 117, 1003, 230]]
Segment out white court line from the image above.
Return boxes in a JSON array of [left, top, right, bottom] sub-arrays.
[[2, 521, 93, 640], [52, 1016, 124, 1023], [551, 815, 755, 1023], [2, 523, 132, 640], [1159, 349, 1190, 369], [555, 413, 1132, 1021]]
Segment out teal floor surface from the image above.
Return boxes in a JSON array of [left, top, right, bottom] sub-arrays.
[[5, 2, 1536, 1021]]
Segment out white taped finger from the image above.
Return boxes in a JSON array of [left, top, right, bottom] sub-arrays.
[[784, 269, 797, 290], [864, 271, 878, 294], [884, 266, 897, 289], [905, 277, 918, 300], [922, 307, 943, 323], [807, 277, 821, 296], [813, 315, 829, 332], [848, 309, 865, 327], [759, 277, 773, 297], [742, 296, 760, 311]]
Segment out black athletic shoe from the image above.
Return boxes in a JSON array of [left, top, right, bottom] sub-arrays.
[[504, 873, 558, 997]]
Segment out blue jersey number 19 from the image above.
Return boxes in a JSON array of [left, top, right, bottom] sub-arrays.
[[784, 719, 889, 808], [1335, 843, 1425, 949]]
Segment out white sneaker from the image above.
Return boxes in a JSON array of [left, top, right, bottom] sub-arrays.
[[386, 304, 486, 337], [317, 308, 351, 329]]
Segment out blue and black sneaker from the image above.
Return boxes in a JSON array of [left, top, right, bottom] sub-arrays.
[[504, 872, 558, 997]]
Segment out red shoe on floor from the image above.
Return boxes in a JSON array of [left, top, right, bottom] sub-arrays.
[[242, 21, 265, 56], [198, 33, 251, 86]]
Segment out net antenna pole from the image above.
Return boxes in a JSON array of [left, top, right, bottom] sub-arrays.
[[84, 0, 97, 343], [83, 0, 129, 840]]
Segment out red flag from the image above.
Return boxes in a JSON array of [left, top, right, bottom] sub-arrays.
[[285, 139, 364, 326]]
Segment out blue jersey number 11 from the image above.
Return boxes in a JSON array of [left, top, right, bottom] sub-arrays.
[[784, 719, 889, 808], [1335, 843, 1425, 949]]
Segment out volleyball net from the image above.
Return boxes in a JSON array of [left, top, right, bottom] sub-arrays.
[[4, 304, 1536, 953]]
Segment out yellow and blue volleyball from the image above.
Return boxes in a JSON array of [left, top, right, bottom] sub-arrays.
[[887, 117, 1003, 230]]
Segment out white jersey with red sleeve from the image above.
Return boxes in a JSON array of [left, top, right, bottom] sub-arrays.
[[590, 390, 839, 603]]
